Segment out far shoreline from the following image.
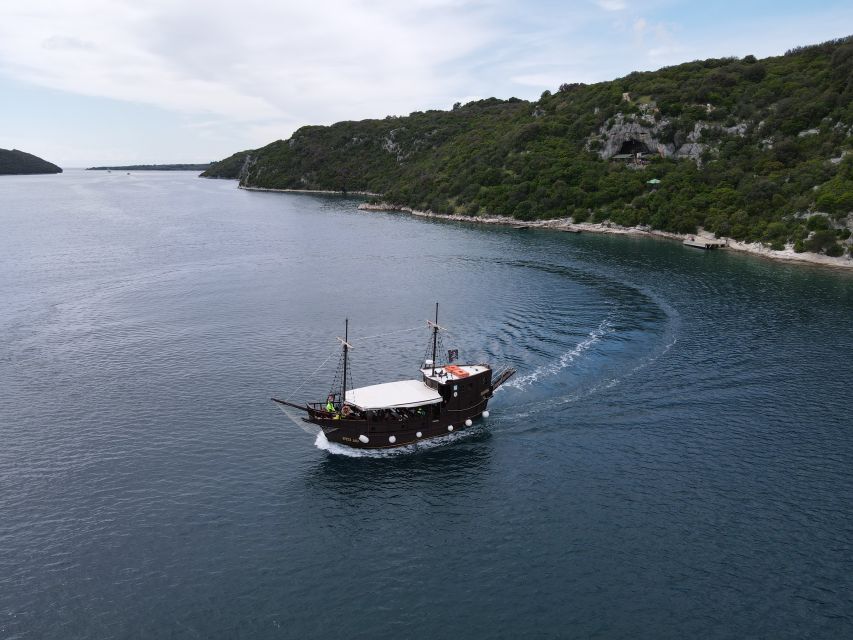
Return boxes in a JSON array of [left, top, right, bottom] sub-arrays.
[[223, 182, 853, 270]]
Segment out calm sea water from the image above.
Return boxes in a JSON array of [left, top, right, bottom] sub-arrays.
[[2, 170, 852, 639]]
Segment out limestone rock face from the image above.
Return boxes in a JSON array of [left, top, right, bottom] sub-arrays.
[[597, 116, 670, 159], [674, 142, 707, 161], [238, 154, 254, 180], [591, 112, 747, 165]]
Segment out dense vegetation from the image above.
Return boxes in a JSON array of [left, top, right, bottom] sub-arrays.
[[204, 37, 853, 256], [86, 164, 211, 171], [0, 148, 62, 175]]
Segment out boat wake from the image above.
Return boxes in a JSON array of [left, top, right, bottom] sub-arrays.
[[501, 317, 613, 392], [314, 427, 484, 458], [551, 331, 679, 408], [494, 284, 681, 428]]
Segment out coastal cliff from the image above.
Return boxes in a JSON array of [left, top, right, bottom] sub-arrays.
[[205, 36, 853, 261], [0, 148, 62, 175]]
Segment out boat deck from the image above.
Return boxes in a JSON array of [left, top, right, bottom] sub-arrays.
[[421, 364, 488, 383]]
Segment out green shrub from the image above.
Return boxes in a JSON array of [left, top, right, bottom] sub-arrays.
[[825, 242, 844, 257], [806, 215, 830, 230], [805, 229, 842, 254]]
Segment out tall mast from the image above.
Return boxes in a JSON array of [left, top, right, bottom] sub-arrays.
[[431, 303, 438, 375], [341, 318, 348, 405]]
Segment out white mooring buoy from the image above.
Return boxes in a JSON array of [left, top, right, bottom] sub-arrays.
[[389, 435, 396, 444], [482, 410, 490, 418], [465, 419, 473, 427], [448, 425, 454, 432], [359, 434, 369, 444], [416, 431, 422, 438]]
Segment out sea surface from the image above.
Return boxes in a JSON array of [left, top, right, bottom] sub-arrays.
[[2, 170, 852, 639]]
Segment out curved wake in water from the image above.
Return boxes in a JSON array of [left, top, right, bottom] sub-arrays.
[[501, 317, 614, 392], [491, 270, 682, 426], [546, 331, 680, 410]]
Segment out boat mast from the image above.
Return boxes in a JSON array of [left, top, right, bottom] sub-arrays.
[[341, 318, 348, 406], [431, 303, 438, 375]]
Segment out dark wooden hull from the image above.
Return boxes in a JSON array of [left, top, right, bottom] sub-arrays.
[[307, 366, 494, 449], [311, 397, 490, 449]]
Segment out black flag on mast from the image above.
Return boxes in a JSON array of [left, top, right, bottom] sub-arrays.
[[447, 349, 458, 363]]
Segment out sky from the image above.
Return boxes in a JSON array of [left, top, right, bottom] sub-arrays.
[[1, 0, 851, 167]]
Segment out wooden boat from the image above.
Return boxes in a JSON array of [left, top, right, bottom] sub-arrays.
[[272, 304, 516, 449]]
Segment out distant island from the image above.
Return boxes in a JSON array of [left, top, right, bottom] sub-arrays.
[[0, 148, 62, 175], [87, 163, 211, 171], [204, 36, 853, 265]]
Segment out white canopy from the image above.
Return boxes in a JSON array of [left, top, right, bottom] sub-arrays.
[[345, 380, 442, 410]]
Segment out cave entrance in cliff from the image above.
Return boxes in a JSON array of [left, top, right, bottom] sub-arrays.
[[618, 138, 652, 155]]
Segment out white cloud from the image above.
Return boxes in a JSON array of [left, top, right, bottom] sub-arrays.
[[0, 0, 498, 145], [2, 0, 853, 164], [42, 35, 95, 51]]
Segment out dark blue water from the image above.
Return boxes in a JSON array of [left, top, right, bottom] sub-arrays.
[[2, 171, 852, 638]]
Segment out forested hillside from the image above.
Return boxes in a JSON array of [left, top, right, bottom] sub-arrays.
[[0, 148, 62, 175], [204, 37, 853, 256]]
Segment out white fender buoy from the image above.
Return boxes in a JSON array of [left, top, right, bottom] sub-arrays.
[[453, 392, 458, 397], [448, 425, 454, 432], [389, 435, 396, 444], [359, 434, 369, 444], [416, 431, 422, 438], [465, 419, 473, 427], [482, 410, 490, 418]]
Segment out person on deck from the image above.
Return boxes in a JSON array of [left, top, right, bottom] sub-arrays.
[[325, 396, 336, 414]]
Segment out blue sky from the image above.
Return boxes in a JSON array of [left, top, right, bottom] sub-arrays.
[[1, 0, 851, 167]]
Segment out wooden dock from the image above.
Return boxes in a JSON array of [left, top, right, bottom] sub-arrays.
[[683, 236, 726, 250]]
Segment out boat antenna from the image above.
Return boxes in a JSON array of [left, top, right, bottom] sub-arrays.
[[337, 318, 352, 408]]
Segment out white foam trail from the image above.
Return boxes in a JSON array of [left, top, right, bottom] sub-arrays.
[[314, 427, 483, 458], [551, 333, 680, 408], [503, 318, 613, 391], [494, 323, 679, 422]]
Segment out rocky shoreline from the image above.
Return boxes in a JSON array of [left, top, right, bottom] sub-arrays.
[[358, 202, 853, 270]]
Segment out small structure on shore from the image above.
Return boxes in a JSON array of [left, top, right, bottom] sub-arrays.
[[683, 236, 726, 250]]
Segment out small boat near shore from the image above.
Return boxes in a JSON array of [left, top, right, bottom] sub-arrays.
[[272, 304, 516, 450], [683, 236, 726, 250]]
